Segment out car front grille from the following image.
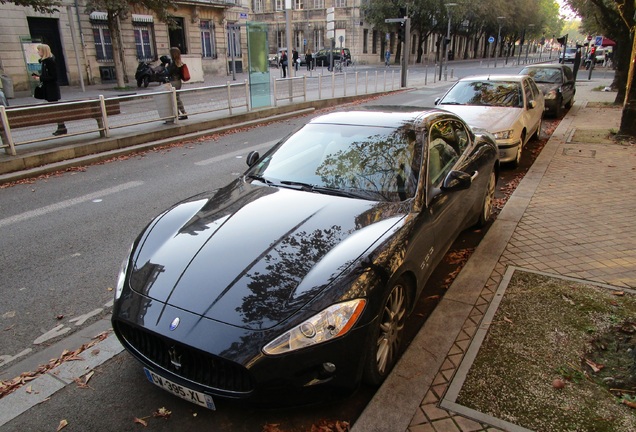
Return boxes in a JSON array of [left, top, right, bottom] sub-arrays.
[[115, 321, 255, 394]]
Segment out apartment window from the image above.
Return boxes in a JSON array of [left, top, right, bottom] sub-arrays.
[[133, 24, 154, 61], [294, 31, 304, 50], [200, 20, 217, 59], [227, 23, 242, 57], [253, 0, 263, 12], [277, 31, 285, 48], [92, 23, 113, 61], [313, 0, 324, 8], [314, 29, 323, 50], [276, 0, 283, 10], [335, 0, 346, 7], [295, 0, 303, 9], [363, 29, 368, 53]]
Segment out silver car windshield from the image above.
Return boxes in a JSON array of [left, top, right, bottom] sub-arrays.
[[440, 80, 523, 108], [250, 124, 422, 202]]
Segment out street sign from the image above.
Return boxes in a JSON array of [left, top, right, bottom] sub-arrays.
[[488, 36, 495, 44], [385, 18, 406, 23], [587, 35, 593, 41], [595, 36, 602, 46], [239, 12, 248, 19]]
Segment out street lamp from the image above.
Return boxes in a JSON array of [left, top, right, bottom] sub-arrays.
[[494, 16, 505, 68], [439, 2, 457, 80]]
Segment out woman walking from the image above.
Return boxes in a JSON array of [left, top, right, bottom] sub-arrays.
[[166, 47, 188, 121], [34, 44, 66, 136]]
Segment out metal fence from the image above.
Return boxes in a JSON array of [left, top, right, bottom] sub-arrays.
[[0, 70, 399, 156]]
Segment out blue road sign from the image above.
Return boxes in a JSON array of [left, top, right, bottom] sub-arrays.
[[595, 36, 602, 46], [488, 36, 495, 44]]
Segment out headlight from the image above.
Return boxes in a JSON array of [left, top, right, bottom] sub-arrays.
[[114, 246, 133, 300], [493, 130, 514, 140], [263, 299, 366, 355], [544, 89, 558, 100]]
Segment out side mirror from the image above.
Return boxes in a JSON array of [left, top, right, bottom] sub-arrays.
[[528, 100, 537, 110], [442, 170, 472, 191], [246, 151, 260, 167]]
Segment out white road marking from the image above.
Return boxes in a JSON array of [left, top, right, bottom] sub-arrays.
[[0, 348, 32, 368], [0, 181, 144, 228], [69, 308, 104, 326], [33, 325, 71, 345], [195, 141, 279, 166]]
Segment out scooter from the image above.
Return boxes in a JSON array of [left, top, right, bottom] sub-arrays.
[[135, 55, 170, 88]]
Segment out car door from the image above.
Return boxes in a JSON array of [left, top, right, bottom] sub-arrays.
[[523, 78, 542, 140], [561, 66, 575, 104]]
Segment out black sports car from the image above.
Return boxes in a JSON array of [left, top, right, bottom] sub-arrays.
[[112, 107, 499, 408]]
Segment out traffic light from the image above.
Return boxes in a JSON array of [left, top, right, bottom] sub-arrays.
[[398, 21, 406, 41]]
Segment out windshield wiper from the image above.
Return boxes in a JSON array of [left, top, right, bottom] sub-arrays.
[[440, 101, 464, 105], [279, 180, 368, 199], [246, 174, 275, 185]]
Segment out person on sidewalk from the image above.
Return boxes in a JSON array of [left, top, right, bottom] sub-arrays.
[[166, 47, 188, 122], [305, 49, 313, 71], [279, 50, 288, 78], [34, 44, 66, 136], [385, 48, 391, 67], [292, 49, 299, 71]]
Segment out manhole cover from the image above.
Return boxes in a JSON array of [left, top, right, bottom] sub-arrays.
[[563, 148, 596, 158]]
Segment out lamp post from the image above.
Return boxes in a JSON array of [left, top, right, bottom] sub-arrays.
[[494, 16, 505, 68], [439, 2, 457, 80]]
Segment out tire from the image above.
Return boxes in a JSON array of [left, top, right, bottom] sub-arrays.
[[511, 131, 525, 168], [363, 276, 409, 386], [476, 170, 496, 227], [532, 117, 542, 140], [136, 79, 142, 88], [143, 76, 150, 88]]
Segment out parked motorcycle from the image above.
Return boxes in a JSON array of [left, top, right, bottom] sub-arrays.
[[135, 55, 170, 88]]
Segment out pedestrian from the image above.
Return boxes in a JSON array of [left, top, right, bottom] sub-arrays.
[[385, 48, 391, 67], [305, 48, 313, 71], [292, 49, 299, 71], [33, 44, 66, 136], [280, 50, 288, 78], [165, 47, 188, 122]]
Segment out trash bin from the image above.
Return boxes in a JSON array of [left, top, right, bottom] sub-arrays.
[[1, 74, 14, 99]]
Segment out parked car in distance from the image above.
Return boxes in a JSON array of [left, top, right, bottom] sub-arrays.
[[313, 48, 352, 67], [519, 64, 576, 117], [112, 106, 499, 409], [435, 74, 544, 167], [559, 47, 578, 63]]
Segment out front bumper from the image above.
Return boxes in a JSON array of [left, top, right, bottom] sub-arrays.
[[496, 139, 522, 163], [112, 287, 371, 406]]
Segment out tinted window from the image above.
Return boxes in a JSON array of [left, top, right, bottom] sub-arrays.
[[428, 121, 459, 186]]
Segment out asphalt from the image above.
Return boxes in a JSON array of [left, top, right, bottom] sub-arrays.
[[1, 67, 634, 431]]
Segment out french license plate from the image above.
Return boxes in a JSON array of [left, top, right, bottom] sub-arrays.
[[144, 368, 216, 410]]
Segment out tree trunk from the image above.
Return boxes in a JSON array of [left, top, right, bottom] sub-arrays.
[[108, 15, 126, 89], [618, 31, 636, 137]]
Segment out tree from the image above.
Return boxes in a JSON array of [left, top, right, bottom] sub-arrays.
[[0, 0, 60, 13], [85, 0, 178, 88], [566, 0, 635, 136]]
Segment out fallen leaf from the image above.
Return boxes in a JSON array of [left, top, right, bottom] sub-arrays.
[[585, 358, 604, 373], [623, 399, 636, 409], [503, 316, 513, 324], [56, 315, 64, 320], [57, 419, 68, 431], [612, 291, 625, 296], [25, 385, 32, 394], [552, 378, 566, 389], [133, 417, 148, 426], [153, 407, 172, 419], [91, 349, 100, 356]]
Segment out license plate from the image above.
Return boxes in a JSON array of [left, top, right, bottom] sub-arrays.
[[144, 368, 216, 410]]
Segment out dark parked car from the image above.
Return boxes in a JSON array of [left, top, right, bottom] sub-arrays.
[[112, 107, 499, 408], [519, 64, 576, 117], [313, 48, 352, 67]]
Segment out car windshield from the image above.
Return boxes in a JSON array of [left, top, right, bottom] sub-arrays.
[[522, 68, 562, 84], [248, 123, 422, 202], [439, 80, 523, 108]]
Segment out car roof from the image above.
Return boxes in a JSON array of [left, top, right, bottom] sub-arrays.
[[521, 64, 567, 70], [457, 74, 527, 83], [308, 107, 452, 128]]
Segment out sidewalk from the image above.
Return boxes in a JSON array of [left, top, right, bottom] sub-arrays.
[[352, 77, 636, 431]]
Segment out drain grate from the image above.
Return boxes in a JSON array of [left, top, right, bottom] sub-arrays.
[[563, 147, 596, 158]]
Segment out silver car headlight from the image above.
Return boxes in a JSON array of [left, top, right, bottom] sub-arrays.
[[493, 130, 514, 140], [263, 299, 367, 355], [544, 89, 558, 100]]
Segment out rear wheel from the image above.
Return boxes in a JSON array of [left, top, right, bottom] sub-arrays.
[[363, 277, 409, 386], [476, 170, 496, 227], [143, 76, 150, 88], [532, 117, 542, 140], [136, 79, 143, 88]]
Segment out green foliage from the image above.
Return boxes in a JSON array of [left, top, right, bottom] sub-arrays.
[[85, 0, 179, 26], [0, 0, 61, 13]]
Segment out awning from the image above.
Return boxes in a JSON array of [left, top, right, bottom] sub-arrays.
[[89, 11, 108, 21], [601, 37, 616, 47], [132, 14, 154, 23]]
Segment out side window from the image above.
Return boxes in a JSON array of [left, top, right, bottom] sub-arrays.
[[563, 67, 573, 82], [523, 80, 532, 106], [451, 120, 470, 154], [428, 121, 459, 186]]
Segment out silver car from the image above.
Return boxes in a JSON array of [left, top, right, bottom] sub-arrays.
[[435, 74, 544, 167]]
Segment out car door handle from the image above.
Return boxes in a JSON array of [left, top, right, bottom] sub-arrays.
[[471, 171, 479, 181]]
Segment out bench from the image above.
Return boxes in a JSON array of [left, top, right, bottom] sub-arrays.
[[0, 98, 121, 155]]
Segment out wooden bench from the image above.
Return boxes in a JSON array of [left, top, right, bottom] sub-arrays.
[[0, 98, 121, 155]]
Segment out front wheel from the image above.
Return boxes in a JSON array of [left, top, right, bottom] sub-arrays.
[[511, 131, 525, 168], [363, 277, 409, 386], [143, 76, 150, 88]]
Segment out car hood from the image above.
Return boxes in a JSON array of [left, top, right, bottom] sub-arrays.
[[534, 82, 560, 94], [438, 105, 522, 133], [129, 180, 407, 330]]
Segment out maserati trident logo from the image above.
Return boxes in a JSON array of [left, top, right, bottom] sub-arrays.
[[169, 317, 180, 331], [168, 346, 182, 370]]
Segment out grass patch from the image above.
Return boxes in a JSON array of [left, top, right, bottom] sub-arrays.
[[456, 270, 636, 432]]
